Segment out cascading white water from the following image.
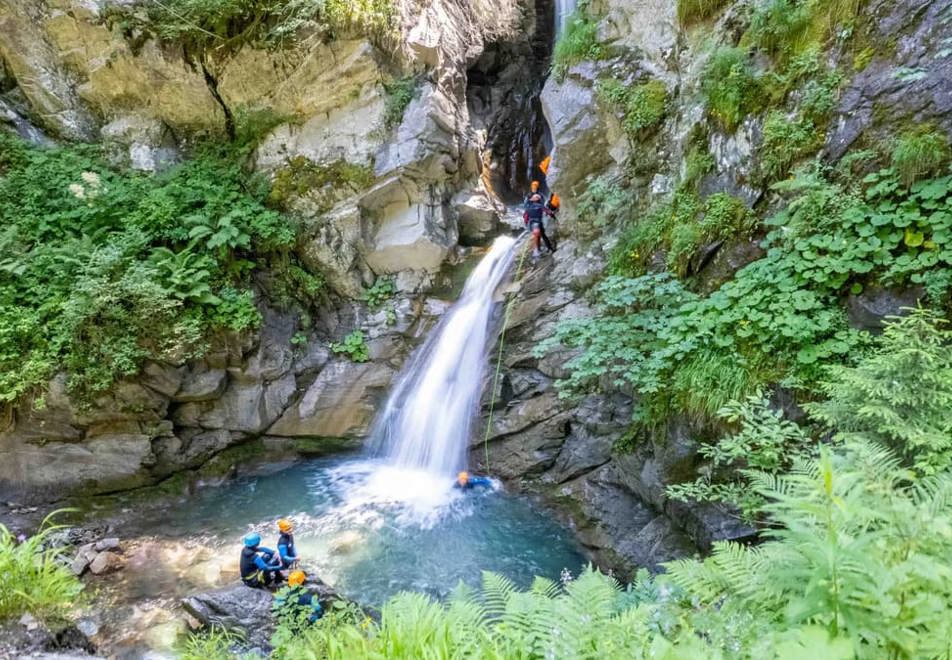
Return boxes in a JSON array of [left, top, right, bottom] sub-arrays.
[[555, 0, 577, 37], [370, 235, 518, 477]]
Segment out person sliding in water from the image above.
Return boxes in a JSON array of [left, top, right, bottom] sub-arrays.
[[524, 193, 556, 257], [455, 471, 493, 490], [276, 518, 299, 569], [240, 533, 283, 588]]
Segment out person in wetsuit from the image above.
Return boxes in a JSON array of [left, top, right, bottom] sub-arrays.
[[276, 518, 299, 569], [240, 533, 282, 588], [523, 194, 556, 256], [272, 570, 323, 625], [455, 471, 493, 490]]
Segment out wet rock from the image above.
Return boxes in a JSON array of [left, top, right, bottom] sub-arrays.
[[93, 538, 120, 553], [89, 551, 123, 575], [847, 285, 923, 330], [70, 554, 91, 577], [181, 582, 275, 649], [268, 360, 394, 439], [827, 0, 952, 160]]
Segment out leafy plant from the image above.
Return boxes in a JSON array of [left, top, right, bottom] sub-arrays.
[[178, 626, 244, 660], [330, 330, 369, 362], [599, 78, 668, 139], [667, 394, 814, 519], [574, 174, 634, 240], [890, 127, 952, 186], [702, 47, 762, 130], [0, 512, 84, 621], [383, 75, 419, 129], [746, 0, 813, 58], [0, 133, 315, 403], [362, 277, 396, 308], [807, 308, 952, 475], [552, 2, 604, 77], [758, 111, 822, 182]]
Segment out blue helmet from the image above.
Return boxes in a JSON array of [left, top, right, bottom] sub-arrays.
[[243, 533, 261, 548]]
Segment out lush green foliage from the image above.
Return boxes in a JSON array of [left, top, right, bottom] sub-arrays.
[[677, 0, 732, 25], [268, 156, 375, 212], [382, 76, 419, 129], [701, 47, 762, 130], [667, 394, 814, 519], [550, 164, 952, 425], [330, 330, 370, 362], [108, 0, 396, 56], [758, 111, 822, 182], [746, 0, 861, 60], [667, 438, 952, 658], [0, 134, 318, 403], [362, 277, 396, 308], [807, 308, 952, 475], [552, 2, 604, 78], [260, 341, 952, 658], [179, 626, 244, 660], [598, 78, 668, 138], [610, 191, 754, 278], [890, 127, 952, 186], [271, 598, 367, 657], [0, 513, 84, 621]]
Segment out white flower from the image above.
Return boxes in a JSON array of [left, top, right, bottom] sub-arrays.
[[68, 183, 86, 199], [80, 171, 101, 188]]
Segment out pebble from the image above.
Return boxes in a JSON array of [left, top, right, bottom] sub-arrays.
[[94, 538, 120, 552], [89, 551, 123, 575]]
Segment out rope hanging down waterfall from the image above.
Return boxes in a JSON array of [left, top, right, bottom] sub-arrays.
[[483, 236, 534, 471]]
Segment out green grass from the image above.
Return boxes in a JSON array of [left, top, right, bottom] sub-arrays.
[[178, 626, 243, 660], [382, 75, 419, 129], [891, 127, 952, 186], [552, 4, 604, 77], [0, 513, 84, 622], [759, 111, 823, 182], [702, 47, 762, 131], [677, 0, 732, 25], [622, 80, 668, 137]]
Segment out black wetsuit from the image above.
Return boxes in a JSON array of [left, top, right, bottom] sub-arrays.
[[523, 202, 556, 252], [240, 546, 281, 588]]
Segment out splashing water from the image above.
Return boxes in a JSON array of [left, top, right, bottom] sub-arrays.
[[370, 236, 518, 481]]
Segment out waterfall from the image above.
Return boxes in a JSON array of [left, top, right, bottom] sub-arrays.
[[370, 236, 518, 476], [555, 0, 577, 37]]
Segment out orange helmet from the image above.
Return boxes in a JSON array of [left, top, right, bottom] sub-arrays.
[[530, 180, 540, 192], [278, 519, 293, 533], [288, 570, 306, 587], [549, 193, 561, 209], [457, 471, 469, 485]]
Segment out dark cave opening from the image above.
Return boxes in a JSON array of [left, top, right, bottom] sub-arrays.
[[466, 0, 556, 204]]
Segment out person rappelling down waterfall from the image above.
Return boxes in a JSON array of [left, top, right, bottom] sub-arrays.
[[454, 471, 493, 490], [524, 193, 557, 257]]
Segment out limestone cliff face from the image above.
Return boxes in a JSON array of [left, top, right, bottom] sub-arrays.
[[0, 0, 534, 500]]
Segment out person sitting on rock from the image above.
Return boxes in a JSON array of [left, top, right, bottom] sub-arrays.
[[240, 533, 282, 589], [454, 471, 493, 490], [272, 570, 323, 626], [524, 194, 556, 257], [276, 518, 299, 569]]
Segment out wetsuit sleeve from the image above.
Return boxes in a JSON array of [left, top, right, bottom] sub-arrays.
[[278, 543, 297, 563], [254, 555, 278, 571]]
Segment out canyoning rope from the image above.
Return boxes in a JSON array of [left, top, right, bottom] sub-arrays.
[[483, 235, 534, 472]]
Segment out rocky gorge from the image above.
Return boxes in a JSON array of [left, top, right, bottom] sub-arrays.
[[2, 0, 952, 655]]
